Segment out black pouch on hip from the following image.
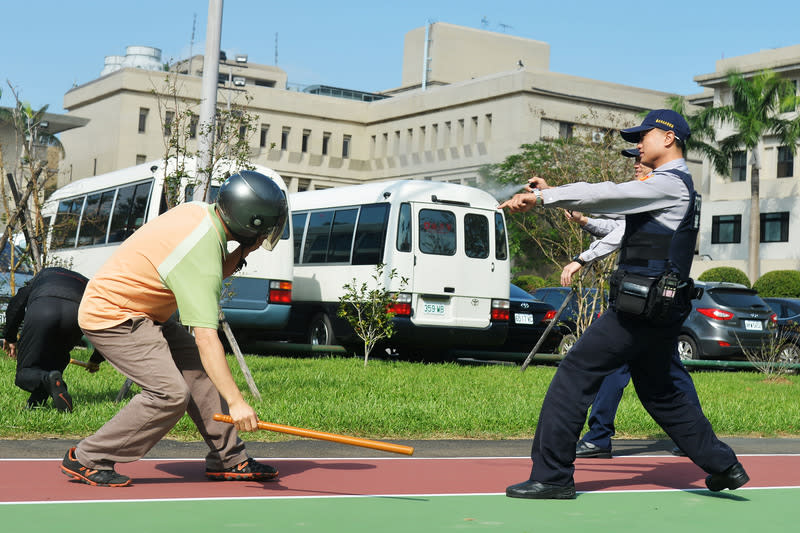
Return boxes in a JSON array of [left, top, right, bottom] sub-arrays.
[[613, 272, 659, 316]]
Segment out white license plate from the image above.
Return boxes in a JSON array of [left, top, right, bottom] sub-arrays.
[[423, 303, 445, 315], [515, 313, 534, 325], [744, 320, 763, 331]]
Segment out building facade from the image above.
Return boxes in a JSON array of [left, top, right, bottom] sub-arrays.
[[690, 45, 800, 279], [58, 23, 686, 196]]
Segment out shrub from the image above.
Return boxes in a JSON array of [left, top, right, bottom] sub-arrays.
[[753, 270, 800, 297], [512, 275, 546, 292], [697, 266, 750, 287]]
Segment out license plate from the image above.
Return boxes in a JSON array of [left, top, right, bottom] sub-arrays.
[[515, 313, 534, 325], [423, 303, 445, 315], [744, 320, 763, 331]]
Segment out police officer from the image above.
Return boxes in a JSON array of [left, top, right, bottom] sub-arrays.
[[563, 148, 701, 459], [3, 267, 104, 412], [499, 109, 749, 499]]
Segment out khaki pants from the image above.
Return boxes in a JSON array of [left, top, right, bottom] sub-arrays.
[[77, 317, 247, 470]]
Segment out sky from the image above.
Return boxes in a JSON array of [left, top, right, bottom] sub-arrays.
[[1, 0, 799, 115]]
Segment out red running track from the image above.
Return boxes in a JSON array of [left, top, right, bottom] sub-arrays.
[[1, 455, 797, 503]]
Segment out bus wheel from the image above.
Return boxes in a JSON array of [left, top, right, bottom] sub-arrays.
[[308, 313, 335, 346]]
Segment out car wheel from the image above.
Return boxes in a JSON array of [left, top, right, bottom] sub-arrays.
[[778, 343, 800, 372], [308, 313, 335, 346], [557, 334, 577, 355], [677, 334, 699, 361]]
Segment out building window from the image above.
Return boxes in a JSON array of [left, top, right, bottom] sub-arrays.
[[260, 125, 269, 148], [164, 111, 174, 137], [777, 146, 794, 178], [281, 127, 290, 150], [342, 134, 351, 158], [302, 130, 310, 153], [138, 108, 149, 133], [189, 114, 198, 138], [471, 116, 479, 143], [136, 154, 147, 165], [731, 151, 747, 182], [559, 121, 574, 139], [760, 212, 789, 243], [711, 214, 741, 244], [322, 132, 331, 156]]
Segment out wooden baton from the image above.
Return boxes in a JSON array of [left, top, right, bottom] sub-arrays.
[[69, 358, 91, 369], [213, 413, 414, 456]]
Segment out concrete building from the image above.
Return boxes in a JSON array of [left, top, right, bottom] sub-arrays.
[[58, 23, 686, 196], [690, 45, 800, 279]]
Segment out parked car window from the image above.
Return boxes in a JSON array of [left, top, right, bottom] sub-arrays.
[[705, 289, 770, 309]]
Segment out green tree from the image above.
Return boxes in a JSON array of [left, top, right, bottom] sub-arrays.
[[338, 264, 408, 366], [0, 82, 66, 275], [152, 72, 258, 209], [703, 70, 800, 282]]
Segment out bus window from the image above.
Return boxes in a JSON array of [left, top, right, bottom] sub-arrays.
[[327, 208, 358, 263], [77, 190, 115, 247], [396, 202, 412, 252], [292, 212, 308, 263], [419, 209, 456, 256], [303, 210, 334, 264], [352, 203, 389, 265], [464, 213, 489, 259], [51, 197, 85, 249], [494, 212, 508, 260], [108, 181, 153, 243]]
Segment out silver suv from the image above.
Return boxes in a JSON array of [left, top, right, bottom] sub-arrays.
[[678, 281, 776, 360]]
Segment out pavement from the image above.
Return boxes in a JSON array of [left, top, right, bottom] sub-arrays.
[[2, 436, 799, 459]]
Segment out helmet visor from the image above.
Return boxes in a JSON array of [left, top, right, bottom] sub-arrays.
[[260, 217, 286, 251]]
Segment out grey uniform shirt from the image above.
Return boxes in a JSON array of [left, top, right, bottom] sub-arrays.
[[541, 159, 692, 236]]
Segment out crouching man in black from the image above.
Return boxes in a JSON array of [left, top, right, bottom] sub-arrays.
[[3, 267, 103, 412]]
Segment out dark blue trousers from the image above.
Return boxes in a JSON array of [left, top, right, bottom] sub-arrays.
[[528, 309, 738, 486], [582, 351, 702, 449]]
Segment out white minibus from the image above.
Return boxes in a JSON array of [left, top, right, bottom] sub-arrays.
[[286, 180, 511, 360], [41, 157, 293, 335]]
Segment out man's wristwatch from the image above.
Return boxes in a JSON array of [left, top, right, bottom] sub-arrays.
[[572, 255, 586, 266], [533, 188, 544, 207]]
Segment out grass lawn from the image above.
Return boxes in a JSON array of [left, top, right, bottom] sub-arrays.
[[1, 348, 798, 441]]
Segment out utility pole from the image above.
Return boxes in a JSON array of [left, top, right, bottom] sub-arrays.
[[196, 0, 223, 201]]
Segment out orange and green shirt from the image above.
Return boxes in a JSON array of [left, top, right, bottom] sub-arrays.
[[79, 202, 229, 331]]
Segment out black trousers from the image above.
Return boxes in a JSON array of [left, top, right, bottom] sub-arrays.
[[529, 308, 739, 486], [14, 297, 83, 393]]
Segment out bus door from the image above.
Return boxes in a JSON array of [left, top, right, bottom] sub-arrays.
[[410, 202, 505, 329]]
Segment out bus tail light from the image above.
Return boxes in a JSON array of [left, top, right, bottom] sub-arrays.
[[491, 299, 510, 321], [387, 292, 412, 317], [268, 280, 292, 304]]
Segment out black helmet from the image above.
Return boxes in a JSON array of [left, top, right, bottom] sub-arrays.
[[216, 170, 288, 250]]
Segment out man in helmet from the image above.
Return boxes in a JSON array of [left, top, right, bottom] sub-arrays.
[[61, 170, 288, 488]]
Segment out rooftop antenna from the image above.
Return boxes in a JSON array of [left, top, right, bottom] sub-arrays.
[[188, 13, 197, 75], [481, 16, 489, 28], [498, 22, 513, 33], [275, 32, 279, 65]]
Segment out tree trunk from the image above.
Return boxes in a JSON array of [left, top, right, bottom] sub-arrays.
[[748, 163, 760, 284]]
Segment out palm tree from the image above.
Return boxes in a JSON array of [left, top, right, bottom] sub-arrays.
[[703, 70, 800, 282]]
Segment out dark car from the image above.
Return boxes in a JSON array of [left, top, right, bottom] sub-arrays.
[[502, 283, 565, 355], [678, 281, 776, 360], [763, 297, 800, 366], [531, 286, 606, 354]]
